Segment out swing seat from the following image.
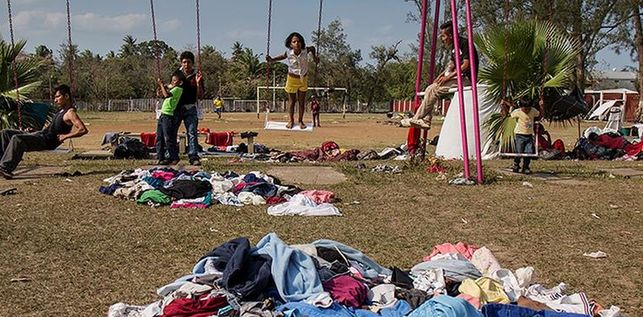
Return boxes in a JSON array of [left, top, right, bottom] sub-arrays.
[[264, 121, 314, 132]]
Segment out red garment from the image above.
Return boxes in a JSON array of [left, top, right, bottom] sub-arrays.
[[426, 163, 447, 174], [152, 171, 175, 181], [161, 294, 228, 317], [624, 142, 643, 156], [322, 275, 368, 308], [140, 132, 157, 147], [205, 132, 234, 146], [552, 139, 565, 153], [596, 134, 627, 150], [424, 242, 478, 261], [300, 190, 335, 204], [311, 100, 320, 113], [265, 196, 287, 205]]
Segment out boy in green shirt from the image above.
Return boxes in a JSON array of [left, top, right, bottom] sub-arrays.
[[156, 71, 185, 165]]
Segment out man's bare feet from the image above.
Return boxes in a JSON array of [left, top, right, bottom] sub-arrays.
[[299, 122, 307, 129], [286, 121, 294, 129]]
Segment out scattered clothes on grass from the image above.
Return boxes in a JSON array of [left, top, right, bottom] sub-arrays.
[[109, 238, 621, 317], [99, 168, 341, 215], [371, 164, 402, 174]]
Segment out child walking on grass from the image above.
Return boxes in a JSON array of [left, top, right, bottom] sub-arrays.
[[311, 95, 321, 127], [266, 32, 319, 129], [510, 97, 540, 174], [156, 71, 185, 165]]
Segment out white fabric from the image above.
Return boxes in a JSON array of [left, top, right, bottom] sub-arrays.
[[368, 284, 399, 309], [238, 192, 267, 205], [286, 48, 309, 77], [599, 306, 623, 317], [526, 283, 567, 303], [588, 100, 618, 120], [267, 194, 341, 216], [305, 291, 334, 308], [265, 120, 314, 132], [470, 247, 501, 276], [430, 252, 468, 262], [489, 269, 521, 302], [435, 85, 502, 159], [515, 266, 535, 290], [412, 268, 445, 294]]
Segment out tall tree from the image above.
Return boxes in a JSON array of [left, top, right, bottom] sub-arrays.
[[119, 35, 139, 58], [366, 41, 402, 110], [312, 19, 362, 104], [610, 0, 642, 120]]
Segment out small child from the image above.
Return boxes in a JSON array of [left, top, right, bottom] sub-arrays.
[[310, 95, 321, 127], [510, 97, 540, 174], [156, 70, 185, 165], [213, 96, 223, 119], [266, 32, 319, 129]]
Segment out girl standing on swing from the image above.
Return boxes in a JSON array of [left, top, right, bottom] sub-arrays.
[[266, 32, 319, 129]]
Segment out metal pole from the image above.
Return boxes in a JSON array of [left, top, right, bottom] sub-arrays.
[[465, 0, 483, 183], [409, 0, 429, 157], [450, 0, 470, 179]]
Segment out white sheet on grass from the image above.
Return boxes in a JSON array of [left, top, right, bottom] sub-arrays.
[[435, 85, 501, 160], [265, 121, 314, 132]]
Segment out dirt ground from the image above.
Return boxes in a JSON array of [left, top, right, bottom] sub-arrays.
[[0, 112, 642, 316]]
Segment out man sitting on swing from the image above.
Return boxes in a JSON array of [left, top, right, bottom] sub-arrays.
[[403, 21, 479, 130], [0, 84, 88, 179]]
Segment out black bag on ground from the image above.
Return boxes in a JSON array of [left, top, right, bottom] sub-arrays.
[[114, 137, 149, 159]]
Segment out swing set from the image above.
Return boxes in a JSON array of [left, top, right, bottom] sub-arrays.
[[6, 0, 75, 151], [261, 0, 325, 132]]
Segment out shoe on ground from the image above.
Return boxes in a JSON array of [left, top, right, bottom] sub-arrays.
[[522, 168, 532, 175], [400, 118, 412, 127], [512, 166, 520, 173], [190, 159, 201, 166], [0, 166, 14, 180], [157, 159, 170, 166], [409, 118, 431, 129]]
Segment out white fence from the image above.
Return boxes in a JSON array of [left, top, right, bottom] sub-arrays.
[[74, 98, 391, 113]]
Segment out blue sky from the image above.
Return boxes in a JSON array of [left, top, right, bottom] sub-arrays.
[[0, 0, 635, 70]]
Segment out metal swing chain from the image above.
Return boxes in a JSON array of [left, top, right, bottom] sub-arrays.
[[265, 0, 273, 82], [311, 0, 323, 90], [149, 0, 161, 79], [66, 0, 76, 99], [7, 0, 22, 129], [195, 0, 202, 72]]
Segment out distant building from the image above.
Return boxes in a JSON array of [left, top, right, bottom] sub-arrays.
[[590, 70, 637, 90]]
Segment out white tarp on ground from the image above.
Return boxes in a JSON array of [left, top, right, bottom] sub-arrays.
[[588, 100, 619, 120], [435, 85, 501, 160]]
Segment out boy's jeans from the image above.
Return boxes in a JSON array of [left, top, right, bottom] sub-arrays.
[[513, 134, 534, 169]]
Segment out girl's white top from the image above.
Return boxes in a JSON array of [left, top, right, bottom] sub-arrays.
[[286, 48, 309, 78]]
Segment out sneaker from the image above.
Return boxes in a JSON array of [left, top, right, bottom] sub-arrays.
[[400, 118, 412, 127], [409, 118, 431, 129], [522, 168, 532, 175], [0, 166, 13, 180], [190, 159, 201, 166], [512, 165, 520, 173], [157, 159, 170, 166]]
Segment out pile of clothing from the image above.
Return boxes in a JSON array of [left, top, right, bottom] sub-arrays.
[[99, 168, 341, 216], [572, 128, 643, 161], [108, 238, 623, 317]]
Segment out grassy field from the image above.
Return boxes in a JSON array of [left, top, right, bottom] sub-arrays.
[[0, 112, 641, 316]]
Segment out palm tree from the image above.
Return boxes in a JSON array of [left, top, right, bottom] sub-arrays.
[[0, 40, 53, 130], [475, 20, 582, 148]]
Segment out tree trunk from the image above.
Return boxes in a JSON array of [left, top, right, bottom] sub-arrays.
[[633, 0, 643, 122]]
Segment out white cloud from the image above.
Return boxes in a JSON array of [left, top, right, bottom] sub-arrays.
[[161, 19, 181, 32], [225, 29, 263, 40], [74, 12, 147, 33], [11, 10, 148, 34]]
